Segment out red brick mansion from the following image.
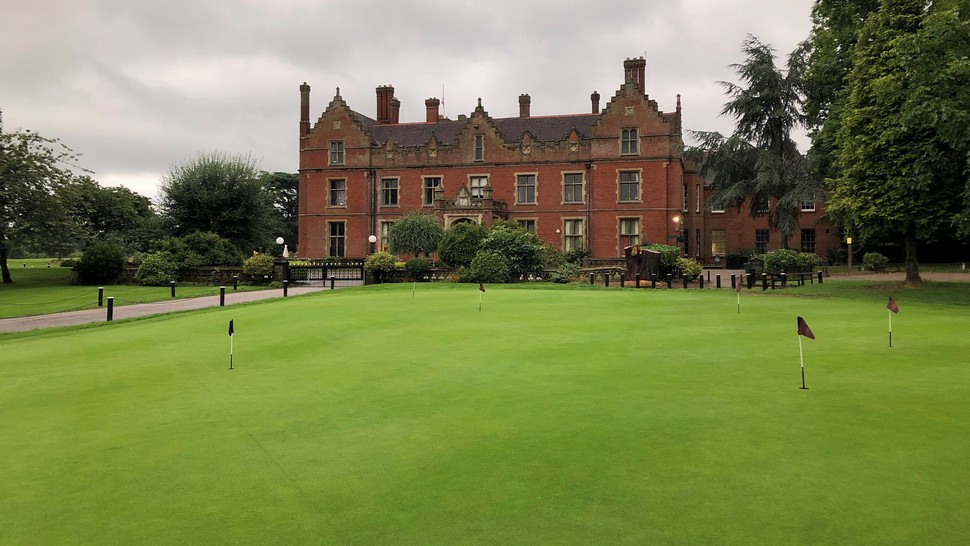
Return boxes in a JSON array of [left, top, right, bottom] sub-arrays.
[[297, 58, 838, 263]]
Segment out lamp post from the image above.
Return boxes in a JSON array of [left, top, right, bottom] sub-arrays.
[[368, 234, 377, 254], [847, 236, 853, 271], [672, 215, 685, 256], [275, 237, 284, 257]]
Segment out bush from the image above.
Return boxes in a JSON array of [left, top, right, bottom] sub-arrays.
[[761, 249, 801, 274], [439, 222, 487, 268], [796, 252, 821, 272], [76, 240, 126, 284], [150, 231, 243, 276], [549, 262, 581, 283], [563, 247, 591, 265], [676, 257, 703, 280], [364, 251, 396, 283], [243, 252, 276, 281], [135, 251, 179, 285], [405, 258, 431, 281], [466, 250, 511, 283], [862, 252, 889, 272], [644, 244, 680, 277], [541, 244, 565, 269], [59, 259, 76, 268], [480, 225, 544, 280]]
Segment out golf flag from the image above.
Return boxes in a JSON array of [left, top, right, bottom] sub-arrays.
[[228, 319, 235, 370], [735, 277, 741, 313], [479, 283, 486, 292], [796, 316, 813, 389], [887, 296, 899, 347], [478, 283, 485, 312]]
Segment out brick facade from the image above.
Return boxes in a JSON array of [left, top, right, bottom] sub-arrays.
[[298, 58, 838, 263]]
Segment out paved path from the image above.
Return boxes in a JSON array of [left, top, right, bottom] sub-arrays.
[[0, 285, 335, 334]]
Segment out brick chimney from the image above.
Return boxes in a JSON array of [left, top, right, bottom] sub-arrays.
[[590, 91, 600, 114], [623, 57, 646, 91], [376, 85, 394, 124], [518, 94, 531, 118], [425, 98, 440, 123], [390, 97, 401, 124], [299, 82, 311, 138]]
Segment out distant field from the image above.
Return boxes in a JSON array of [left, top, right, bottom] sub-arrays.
[[1, 282, 968, 544], [0, 259, 270, 319]]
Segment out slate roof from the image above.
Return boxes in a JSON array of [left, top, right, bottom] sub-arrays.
[[362, 113, 600, 147]]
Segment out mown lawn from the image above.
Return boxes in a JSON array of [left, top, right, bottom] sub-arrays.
[[1, 282, 968, 544]]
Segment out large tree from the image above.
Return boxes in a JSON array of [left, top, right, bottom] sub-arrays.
[[159, 151, 275, 252], [258, 171, 298, 251], [387, 213, 444, 257], [61, 176, 160, 253], [0, 112, 87, 283], [689, 36, 823, 247], [828, 0, 970, 282]]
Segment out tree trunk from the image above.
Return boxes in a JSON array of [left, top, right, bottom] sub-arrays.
[[904, 228, 921, 283], [0, 247, 11, 284]]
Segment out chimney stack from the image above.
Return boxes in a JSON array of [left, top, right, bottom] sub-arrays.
[[299, 82, 311, 137], [376, 85, 394, 124], [425, 98, 440, 123], [390, 97, 401, 124], [518, 94, 531, 118], [590, 91, 600, 114], [623, 57, 646, 92]]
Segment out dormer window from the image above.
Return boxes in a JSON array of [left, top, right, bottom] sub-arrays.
[[620, 128, 638, 155], [474, 135, 485, 161]]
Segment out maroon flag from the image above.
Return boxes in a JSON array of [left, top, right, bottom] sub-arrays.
[[797, 316, 815, 340], [887, 296, 899, 314], [736, 279, 742, 294], [228, 319, 234, 336], [479, 283, 486, 292]]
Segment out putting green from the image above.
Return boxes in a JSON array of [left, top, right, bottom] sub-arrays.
[[1, 283, 968, 544]]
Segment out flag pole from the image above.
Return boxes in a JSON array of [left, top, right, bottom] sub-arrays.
[[229, 334, 234, 370], [736, 290, 740, 314], [412, 280, 416, 298], [799, 335, 807, 389], [479, 290, 483, 312], [889, 308, 893, 348]]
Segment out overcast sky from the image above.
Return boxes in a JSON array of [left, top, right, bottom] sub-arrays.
[[2, 0, 815, 199]]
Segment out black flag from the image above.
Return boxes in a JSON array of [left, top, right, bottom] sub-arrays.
[[228, 319, 234, 336]]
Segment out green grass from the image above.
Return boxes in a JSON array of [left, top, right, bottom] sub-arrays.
[[0, 259, 270, 319], [1, 282, 969, 544]]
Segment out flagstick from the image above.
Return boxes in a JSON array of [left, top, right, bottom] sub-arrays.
[[737, 291, 740, 314], [412, 280, 416, 298], [798, 335, 807, 389], [229, 335, 234, 370], [889, 309, 893, 348], [479, 290, 483, 312]]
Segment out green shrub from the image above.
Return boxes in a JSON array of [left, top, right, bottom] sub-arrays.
[[439, 222, 487, 268], [644, 244, 680, 276], [243, 253, 276, 281], [76, 240, 126, 284], [796, 252, 821, 272], [563, 247, 591, 265], [541, 244, 565, 269], [405, 258, 431, 281], [862, 252, 889, 272], [761, 249, 801, 274], [135, 251, 179, 286], [549, 262, 581, 283], [59, 259, 76, 268], [467, 250, 511, 283], [150, 231, 243, 276], [676, 257, 703, 280], [364, 251, 396, 283], [480, 225, 543, 280]]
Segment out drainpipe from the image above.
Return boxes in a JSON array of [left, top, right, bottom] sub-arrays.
[[585, 162, 592, 255]]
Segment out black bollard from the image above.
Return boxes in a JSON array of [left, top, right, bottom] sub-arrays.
[[781, 272, 787, 288], [682, 275, 688, 289], [716, 274, 721, 289], [98, 287, 104, 307], [762, 273, 768, 291], [220, 286, 226, 307], [651, 273, 657, 289], [747, 273, 754, 290], [170, 280, 176, 298], [604, 274, 610, 288], [731, 274, 736, 289], [106, 297, 114, 322], [635, 273, 641, 288], [620, 274, 625, 288], [589, 273, 595, 286], [699, 275, 704, 289], [233, 275, 239, 290], [818, 270, 823, 284], [329, 276, 336, 290], [666, 274, 672, 289], [283, 279, 288, 297]]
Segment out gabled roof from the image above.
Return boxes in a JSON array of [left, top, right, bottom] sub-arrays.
[[362, 113, 600, 147]]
